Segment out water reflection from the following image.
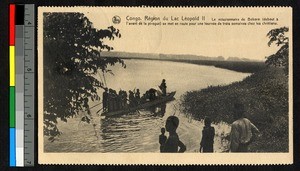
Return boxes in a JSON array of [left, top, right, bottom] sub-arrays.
[[99, 101, 169, 152], [44, 59, 249, 153], [147, 103, 167, 117], [100, 110, 161, 152]]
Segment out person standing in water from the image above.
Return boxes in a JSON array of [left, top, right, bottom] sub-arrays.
[[162, 115, 186, 153], [199, 117, 215, 153], [230, 103, 260, 152], [107, 89, 113, 112], [159, 128, 167, 152], [128, 90, 135, 107], [135, 89, 141, 105], [102, 88, 108, 112]]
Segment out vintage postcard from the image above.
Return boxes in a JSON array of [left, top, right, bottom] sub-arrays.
[[38, 7, 293, 165]]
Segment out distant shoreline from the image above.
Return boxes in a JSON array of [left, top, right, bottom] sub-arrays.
[[118, 57, 266, 73]]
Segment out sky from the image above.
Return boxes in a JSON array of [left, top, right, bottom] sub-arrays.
[[79, 7, 292, 61]]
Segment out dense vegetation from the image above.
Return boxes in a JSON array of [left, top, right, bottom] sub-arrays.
[[43, 13, 124, 138], [181, 67, 288, 152], [180, 27, 289, 152], [265, 27, 289, 74]]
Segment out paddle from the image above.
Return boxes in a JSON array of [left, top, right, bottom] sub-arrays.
[[96, 107, 104, 114], [89, 102, 102, 110], [126, 98, 142, 114]]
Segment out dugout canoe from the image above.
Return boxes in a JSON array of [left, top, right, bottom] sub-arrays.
[[101, 91, 176, 117]]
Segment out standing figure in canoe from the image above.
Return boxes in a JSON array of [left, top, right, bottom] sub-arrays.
[[159, 79, 167, 96], [102, 88, 108, 112], [128, 90, 135, 108], [120, 90, 128, 109], [135, 89, 141, 105], [100, 80, 176, 117]]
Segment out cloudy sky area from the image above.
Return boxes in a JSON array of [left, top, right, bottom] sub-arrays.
[[82, 7, 291, 61]]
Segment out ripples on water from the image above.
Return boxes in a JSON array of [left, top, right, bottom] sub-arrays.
[[44, 59, 249, 153]]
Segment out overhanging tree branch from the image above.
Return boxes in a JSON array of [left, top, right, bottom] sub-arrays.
[[43, 12, 125, 138]]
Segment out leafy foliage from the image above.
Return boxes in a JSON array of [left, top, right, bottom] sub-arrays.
[[43, 13, 125, 137], [180, 27, 290, 152], [265, 27, 289, 74], [180, 67, 289, 152]]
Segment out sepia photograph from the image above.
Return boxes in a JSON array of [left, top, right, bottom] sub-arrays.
[[38, 7, 293, 164]]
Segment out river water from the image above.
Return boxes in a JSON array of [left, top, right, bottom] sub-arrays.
[[44, 59, 250, 153]]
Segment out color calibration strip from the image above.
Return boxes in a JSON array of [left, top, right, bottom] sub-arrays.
[[9, 4, 35, 167]]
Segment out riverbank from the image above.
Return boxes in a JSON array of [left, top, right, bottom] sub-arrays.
[[121, 57, 266, 73], [180, 67, 289, 152], [164, 59, 266, 73]]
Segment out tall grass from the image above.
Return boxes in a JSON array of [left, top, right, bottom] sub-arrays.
[[180, 67, 288, 152]]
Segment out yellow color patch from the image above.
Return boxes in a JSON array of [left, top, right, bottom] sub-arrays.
[[9, 46, 15, 86]]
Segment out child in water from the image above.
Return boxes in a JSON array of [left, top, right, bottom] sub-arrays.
[[161, 116, 186, 153], [159, 128, 167, 152], [200, 117, 215, 153]]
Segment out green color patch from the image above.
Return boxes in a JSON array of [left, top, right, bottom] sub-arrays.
[[10, 87, 15, 128]]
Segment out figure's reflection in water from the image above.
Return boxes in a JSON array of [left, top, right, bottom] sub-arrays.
[[148, 103, 167, 117], [99, 111, 162, 152], [98, 102, 167, 152]]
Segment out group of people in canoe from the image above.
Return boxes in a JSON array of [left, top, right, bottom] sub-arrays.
[[159, 103, 260, 153], [102, 79, 167, 113]]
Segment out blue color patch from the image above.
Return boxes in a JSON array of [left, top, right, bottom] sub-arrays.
[[9, 128, 16, 166]]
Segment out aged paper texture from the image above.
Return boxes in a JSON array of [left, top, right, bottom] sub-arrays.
[[38, 7, 293, 165]]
